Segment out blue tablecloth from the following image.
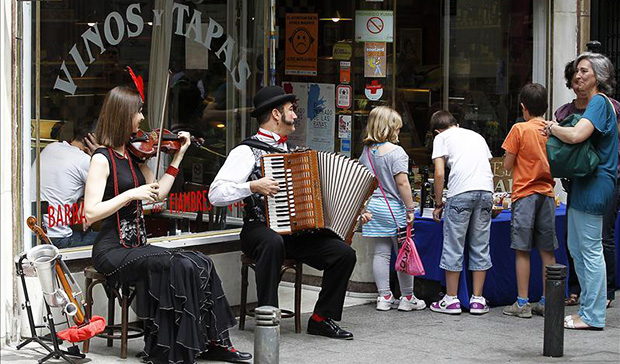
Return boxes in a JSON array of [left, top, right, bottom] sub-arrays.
[[413, 205, 570, 308]]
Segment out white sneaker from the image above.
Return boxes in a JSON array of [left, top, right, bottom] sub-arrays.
[[376, 293, 396, 311], [398, 295, 427, 311], [469, 295, 490, 315], [430, 296, 462, 315]]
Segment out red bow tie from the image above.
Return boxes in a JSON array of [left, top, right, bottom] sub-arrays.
[[257, 131, 287, 144]]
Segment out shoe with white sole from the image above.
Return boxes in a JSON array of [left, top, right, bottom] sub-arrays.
[[430, 296, 462, 315], [398, 295, 427, 311], [469, 295, 489, 315], [376, 293, 397, 311]]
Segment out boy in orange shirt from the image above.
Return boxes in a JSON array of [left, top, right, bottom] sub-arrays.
[[501, 83, 558, 318]]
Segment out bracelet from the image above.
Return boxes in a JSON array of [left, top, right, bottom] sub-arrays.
[[165, 165, 179, 178], [405, 206, 416, 211]]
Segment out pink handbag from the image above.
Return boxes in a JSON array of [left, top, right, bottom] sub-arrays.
[[395, 224, 425, 276], [365, 148, 425, 276]]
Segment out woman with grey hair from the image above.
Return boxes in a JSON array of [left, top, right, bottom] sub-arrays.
[[542, 52, 618, 329]]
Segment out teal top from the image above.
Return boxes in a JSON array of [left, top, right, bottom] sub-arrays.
[[570, 94, 618, 215]]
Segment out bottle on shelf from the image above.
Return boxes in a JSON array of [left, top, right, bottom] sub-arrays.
[[420, 166, 434, 216]]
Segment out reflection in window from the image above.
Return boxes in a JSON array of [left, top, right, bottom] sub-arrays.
[[31, 0, 265, 248]]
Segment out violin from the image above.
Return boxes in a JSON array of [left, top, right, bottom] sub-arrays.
[[127, 128, 204, 162]]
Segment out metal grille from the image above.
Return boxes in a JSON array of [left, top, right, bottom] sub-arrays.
[[592, 0, 620, 100]]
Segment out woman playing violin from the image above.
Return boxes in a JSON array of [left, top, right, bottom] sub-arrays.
[[84, 86, 251, 363]]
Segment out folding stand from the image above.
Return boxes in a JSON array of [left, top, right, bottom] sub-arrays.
[[16, 254, 85, 364]]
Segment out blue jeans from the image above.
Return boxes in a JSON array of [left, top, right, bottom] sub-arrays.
[[50, 230, 98, 249], [567, 207, 606, 327], [440, 190, 493, 272], [601, 184, 618, 300]]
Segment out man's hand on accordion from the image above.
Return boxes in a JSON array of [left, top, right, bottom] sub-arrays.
[[250, 177, 280, 197], [359, 211, 372, 224]]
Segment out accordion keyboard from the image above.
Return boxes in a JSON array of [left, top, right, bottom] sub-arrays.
[[263, 155, 294, 233]]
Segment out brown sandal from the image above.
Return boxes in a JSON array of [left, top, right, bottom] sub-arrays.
[[565, 294, 579, 306]]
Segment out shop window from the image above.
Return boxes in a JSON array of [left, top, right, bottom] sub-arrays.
[[447, 0, 534, 156], [28, 0, 266, 249]]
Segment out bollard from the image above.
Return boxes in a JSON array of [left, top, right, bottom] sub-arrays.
[[543, 264, 567, 357], [254, 306, 281, 364]]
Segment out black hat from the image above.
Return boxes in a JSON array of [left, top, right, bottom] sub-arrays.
[[251, 85, 297, 118]]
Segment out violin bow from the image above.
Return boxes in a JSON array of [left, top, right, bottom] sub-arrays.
[[154, 71, 172, 180]]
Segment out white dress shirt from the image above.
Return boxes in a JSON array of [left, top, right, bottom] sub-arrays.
[[208, 128, 288, 207]]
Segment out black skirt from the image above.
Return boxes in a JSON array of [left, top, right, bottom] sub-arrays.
[[93, 239, 237, 364]]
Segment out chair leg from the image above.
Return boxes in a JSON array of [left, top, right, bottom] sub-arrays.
[[294, 263, 303, 334], [106, 286, 115, 348], [120, 294, 129, 359], [83, 277, 94, 353], [239, 264, 249, 330]]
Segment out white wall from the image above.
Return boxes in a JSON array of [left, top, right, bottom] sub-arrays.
[[552, 1, 579, 201], [553, 1, 579, 113], [0, 0, 14, 346]]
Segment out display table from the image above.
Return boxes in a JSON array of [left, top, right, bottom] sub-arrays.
[[413, 205, 568, 308]]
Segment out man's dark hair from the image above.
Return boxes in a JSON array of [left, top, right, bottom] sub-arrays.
[[429, 110, 457, 132], [257, 104, 285, 125], [72, 121, 96, 142], [564, 60, 576, 89], [519, 83, 548, 117]]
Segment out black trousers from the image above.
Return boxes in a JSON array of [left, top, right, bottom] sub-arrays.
[[240, 221, 357, 321]]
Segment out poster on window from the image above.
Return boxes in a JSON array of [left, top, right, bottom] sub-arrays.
[[338, 114, 352, 139], [364, 42, 386, 77], [282, 82, 308, 149], [285, 13, 318, 76], [306, 83, 335, 152]]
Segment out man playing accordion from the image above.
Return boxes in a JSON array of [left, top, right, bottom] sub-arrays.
[[209, 85, 358, 339]]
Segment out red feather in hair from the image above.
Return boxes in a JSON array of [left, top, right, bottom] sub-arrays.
[[126, 66, 145, 102]]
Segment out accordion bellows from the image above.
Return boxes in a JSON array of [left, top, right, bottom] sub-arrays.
[[261, 150, 377, 243]]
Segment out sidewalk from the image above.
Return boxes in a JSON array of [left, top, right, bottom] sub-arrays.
[[2, 285, 619, 363]]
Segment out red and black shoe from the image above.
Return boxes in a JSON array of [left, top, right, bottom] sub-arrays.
[[198, 345, 252, 363], [307, 317, 354, 340]]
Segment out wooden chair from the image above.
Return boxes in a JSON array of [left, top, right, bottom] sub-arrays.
[[239, 253, 303, 333], [82, 266, 144, 359]]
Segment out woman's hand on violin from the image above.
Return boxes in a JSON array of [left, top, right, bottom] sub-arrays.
[[177, 131, 192, 156], [131, 183, 160, 202]]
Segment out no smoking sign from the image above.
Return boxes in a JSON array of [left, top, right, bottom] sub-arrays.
[[355, 10, 393, 43], [336, 85, 352, 109], [367, 17, 384, 34]]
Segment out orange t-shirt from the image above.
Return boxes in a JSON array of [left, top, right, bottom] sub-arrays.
[[501, 119, 555, 202]]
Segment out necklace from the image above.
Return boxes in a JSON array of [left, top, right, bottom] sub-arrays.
[[108, 147, 142, 248]]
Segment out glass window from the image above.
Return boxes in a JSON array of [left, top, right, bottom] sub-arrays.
[[446, 0, 534, 157], [28, 0, 266, 249]]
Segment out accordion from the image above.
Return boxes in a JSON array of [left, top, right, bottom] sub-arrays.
[[261, 150, 377, 243]]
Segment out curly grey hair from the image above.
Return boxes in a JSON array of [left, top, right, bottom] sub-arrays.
[[574, 52, 616, 96]]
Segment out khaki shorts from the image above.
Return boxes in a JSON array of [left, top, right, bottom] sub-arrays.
[[510, 193, 558, 252]]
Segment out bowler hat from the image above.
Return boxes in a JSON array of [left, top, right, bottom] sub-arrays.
[[251, 85, 297, 118]]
